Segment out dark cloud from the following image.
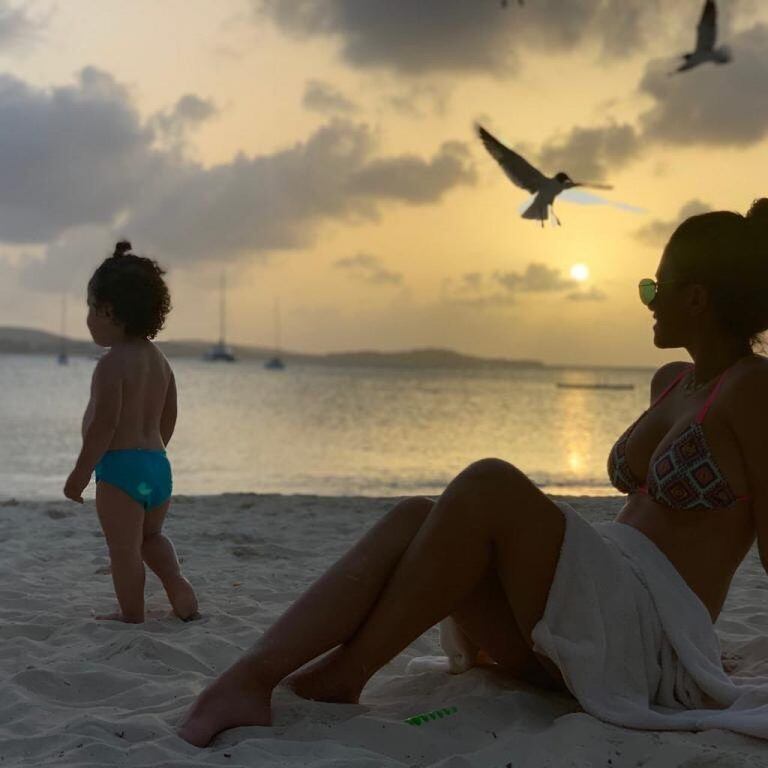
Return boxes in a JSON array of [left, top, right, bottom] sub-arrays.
[[254, 0, 664, 75], [634, 199, 712, 247], [124, 120, 474, 261], [0, 68, 159, 243], [529, 21, 768, 188], [639, 24, 768, 146], [303, 79, 358, 115], [1, 70, 475, 287], [334, 253, 402, 285], [537, 122, 641, 182], [348, 141, 475, 203]]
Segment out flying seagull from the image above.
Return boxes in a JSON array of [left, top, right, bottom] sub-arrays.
[[476, 124, 613, 226], [674, 0, 731, 73]]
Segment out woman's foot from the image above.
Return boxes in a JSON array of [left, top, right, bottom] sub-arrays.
[[284, 647, 366, 704], [165, 575, 199, 621], [178, 672, 272, 748]]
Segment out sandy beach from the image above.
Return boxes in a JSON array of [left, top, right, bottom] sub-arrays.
[[2, 493, 768, 767]]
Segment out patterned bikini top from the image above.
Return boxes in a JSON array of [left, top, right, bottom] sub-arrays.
[[607, 364, 750, 510]]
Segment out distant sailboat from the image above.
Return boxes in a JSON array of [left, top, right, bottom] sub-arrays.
[[264, 298, 285, 370], [57, 295, 68, 365], [204, 272, 236, 362]]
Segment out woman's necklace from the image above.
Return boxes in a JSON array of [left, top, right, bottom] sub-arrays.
[[682, 353, 754, 397], [681, 369, 715, 396]]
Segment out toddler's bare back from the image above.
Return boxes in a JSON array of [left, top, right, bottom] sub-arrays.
[[82, 340, 173, 451]]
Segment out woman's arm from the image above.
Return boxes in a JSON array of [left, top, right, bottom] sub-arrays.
[[730, 366, 768, 571]]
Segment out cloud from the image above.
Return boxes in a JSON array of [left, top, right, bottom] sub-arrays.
[[567, 286, 607, 301], [253, 0, 664, 76], [495, 263, 575, 293], [0, 67, 159, 244], [152, 94, 218, 139], [536, 122, 641, 182], [0, 0, 39, 50], [634, 199, 712, 247], [19, 225, 114, 294], [387, 83, 448, 117], [639, 24, 768, 146], [123, 120, 475, 262], [303, 79, 358, 114], [529, 21, 768, 190], [334, 253, 402, 285], [348, 141, 475, 203], [0, 69, 475, 288], [441, 262, 580, 307]]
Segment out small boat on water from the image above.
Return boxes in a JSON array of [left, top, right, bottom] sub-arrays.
[[556, 382, 634, 391]]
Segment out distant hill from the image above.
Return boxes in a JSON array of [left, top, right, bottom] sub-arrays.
[[0, 326, 543, 370]]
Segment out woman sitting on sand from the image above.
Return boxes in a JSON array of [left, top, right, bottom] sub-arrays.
[[180, 199, 768, 747]]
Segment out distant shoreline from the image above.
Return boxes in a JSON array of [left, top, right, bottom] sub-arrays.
[[0, 325, 656, 372]]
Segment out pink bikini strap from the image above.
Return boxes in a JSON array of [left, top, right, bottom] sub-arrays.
[[696, 368, 729, 424], [650, 366, 690, 408]]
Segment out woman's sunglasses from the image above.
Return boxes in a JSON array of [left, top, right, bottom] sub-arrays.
[[637, 278, 686, 306]]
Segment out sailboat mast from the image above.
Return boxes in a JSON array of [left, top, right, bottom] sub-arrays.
[[219, 272, 226, 345], [60, 295, 67, 356], [274, 298, 281, 355]]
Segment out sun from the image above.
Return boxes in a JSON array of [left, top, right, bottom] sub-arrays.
[[570, 263, 590, 282]]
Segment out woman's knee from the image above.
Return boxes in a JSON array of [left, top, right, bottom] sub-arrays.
[[377, 497, 434, 542], [389, 496, 434, 525], [458, 458, 528, 491]]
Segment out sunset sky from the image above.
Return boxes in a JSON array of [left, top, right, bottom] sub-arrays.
[[1, 0, 767, 366]]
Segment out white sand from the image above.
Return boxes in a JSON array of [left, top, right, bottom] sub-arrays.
[[2, 493, 768, 767]]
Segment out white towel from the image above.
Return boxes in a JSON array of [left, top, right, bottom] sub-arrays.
[[436, 502, 768, 739]]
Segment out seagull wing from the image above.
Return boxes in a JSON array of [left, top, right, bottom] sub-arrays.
[[696, 0, 717, 53], [560, 188, 645, 213], [476, 124, 546, 193]]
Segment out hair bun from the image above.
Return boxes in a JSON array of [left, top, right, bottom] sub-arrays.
[[746, 198, 768, 231], [113, 240, 132, 258]]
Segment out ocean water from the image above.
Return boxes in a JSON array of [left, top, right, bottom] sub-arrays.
[[0, 354, 653, 501]]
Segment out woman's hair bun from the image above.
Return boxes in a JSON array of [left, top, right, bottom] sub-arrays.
[[113, 240, 132, 258], [746, 198, 768, 233]]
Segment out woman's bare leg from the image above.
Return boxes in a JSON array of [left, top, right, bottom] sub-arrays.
[[95, 482, 146, 623], [179, 460, 565, 747], [142, 501, 198, 620], [448, 569, 567, 692], [281, 459, 565, 701], [178, 496, 435, 746]]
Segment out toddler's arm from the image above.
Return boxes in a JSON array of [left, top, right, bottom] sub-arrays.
[[64, 354, 123, 503], [160, 369, 177, 447]]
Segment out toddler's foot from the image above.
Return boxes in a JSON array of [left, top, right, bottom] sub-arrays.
[[178, 671, 272, 748], [94, 611, 144, 623], [166, 575, 199, 621]]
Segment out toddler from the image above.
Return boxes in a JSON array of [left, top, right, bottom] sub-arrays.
[[64, 240, 197, 623]]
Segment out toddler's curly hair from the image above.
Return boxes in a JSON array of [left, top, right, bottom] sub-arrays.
[[88, 240, 171, 339]]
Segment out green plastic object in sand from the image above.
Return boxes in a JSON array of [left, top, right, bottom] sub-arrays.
[[404, 706, 458, 726]]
